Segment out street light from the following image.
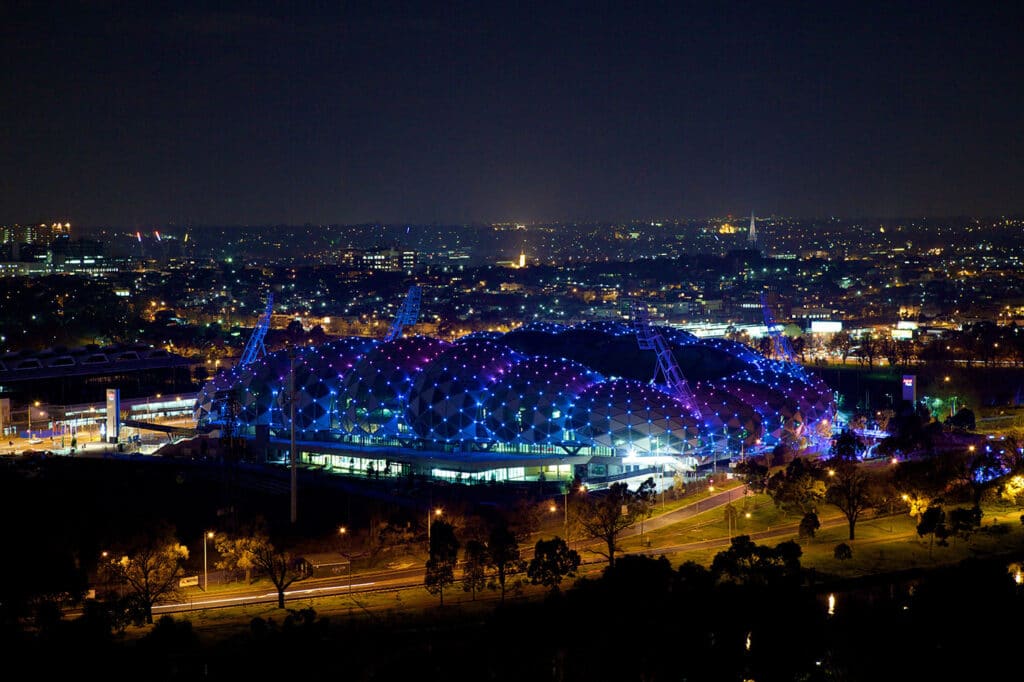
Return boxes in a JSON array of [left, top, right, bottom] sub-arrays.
[[28, 400, 40, 438], [427, 507, 442, 544], [339, 526, 351, 594], [203, 531, 214, 591]]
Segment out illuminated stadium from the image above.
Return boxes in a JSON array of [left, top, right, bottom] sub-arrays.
[[195, 319, 835, 486]]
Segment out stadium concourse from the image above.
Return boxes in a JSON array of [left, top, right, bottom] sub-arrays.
[[195, 321, 835, 489]]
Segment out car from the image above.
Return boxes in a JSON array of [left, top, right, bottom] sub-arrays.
[[28, 438, 43, 444]]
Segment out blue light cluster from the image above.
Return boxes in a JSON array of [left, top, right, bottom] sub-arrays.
[[195, 323, 835, 456]]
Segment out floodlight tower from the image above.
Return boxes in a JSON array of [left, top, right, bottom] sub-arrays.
[[628, 300, 699, 419], [760, 291, 798, 364], [239, 293, 274, 367], [384, 285, 422, 342]]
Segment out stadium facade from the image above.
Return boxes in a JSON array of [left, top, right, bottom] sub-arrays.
[[194, 321, 835, 486]]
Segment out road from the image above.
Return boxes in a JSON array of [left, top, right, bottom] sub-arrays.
[[148, 484, 846, 616]]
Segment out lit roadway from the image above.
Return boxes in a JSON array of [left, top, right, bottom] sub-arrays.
[[151, 485, 857, 616]]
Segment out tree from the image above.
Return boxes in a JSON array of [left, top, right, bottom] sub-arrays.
[[575, 480, 650, 568], [827, 330, 853, 364], [856, 332, 878, 368], [799, 512, 821, 540], [946, 408, 975, 431], [709, 535, 803, 587], [1002, 475, 1024, 505], [825, 460, 874, 540], [724, 503, 740, 538], [732, 459, 769, 494], [101, 525, 188, 624], [251, 540, 308, 609], [424, 519, 459, 606], [526, 538, 580, 593], [213, 531, 264, 584], [769, 443, 791, 467], [833, 543, 853, 560], [792, 334, 807, 362], [486, 523, 525, 602], [947, 506, 983, 545], [634, 476, 657, 545], [830, 429, 863, 461], [917, 505, 947, 556], [461, 539, 489, 600], [766, 457, 825, 516], [507, 496, 545, 543]]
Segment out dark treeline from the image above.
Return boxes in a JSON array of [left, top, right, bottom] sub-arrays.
[[6, 549, 1023, 681]]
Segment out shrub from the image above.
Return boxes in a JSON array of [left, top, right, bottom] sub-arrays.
[[834, 543, 853, 561]]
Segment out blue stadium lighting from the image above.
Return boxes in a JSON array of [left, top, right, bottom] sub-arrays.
[[195, 322, 836, 471]]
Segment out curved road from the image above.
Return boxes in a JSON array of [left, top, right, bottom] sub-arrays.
[[150, 485, 858, 615]]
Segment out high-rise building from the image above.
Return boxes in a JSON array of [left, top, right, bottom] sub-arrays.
[[340, 246, 417, 272], [1, 222, 70, 247]]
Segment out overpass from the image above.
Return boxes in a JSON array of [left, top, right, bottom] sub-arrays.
[[120, 419, 198, 441]]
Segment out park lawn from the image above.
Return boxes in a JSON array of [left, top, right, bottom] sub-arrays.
[[622, 493, 1024, 582]]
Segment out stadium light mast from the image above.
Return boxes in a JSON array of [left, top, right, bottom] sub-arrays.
[[289, 345, 297, 524]]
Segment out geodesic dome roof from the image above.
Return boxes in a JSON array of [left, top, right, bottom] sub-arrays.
[[235, 349, 303, 426], [692, 382, 764, 446], [728, 368, 835, 427], [290, 337, 378, 433], [405, 338, 525, 441], [194, 365, 242, 423], [482, 355, 603, 444], [513, 321, 569, 335], [671, 340, 760, 382], [696, 338, 767, 366], [341, 335, 452, 436], [713, 378, 803, 441], [662, 327, 700, 346], [457, 331, 505, 343], [568, 378, 702, 454], [193, 319, 837, 458], [573, 320, 633, 337]]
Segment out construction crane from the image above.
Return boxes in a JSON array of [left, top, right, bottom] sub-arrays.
[[760, 291, 799, 365], [384, 285, 422, 342], [628, 300, 699, 419], [239, 292, 273, 367]]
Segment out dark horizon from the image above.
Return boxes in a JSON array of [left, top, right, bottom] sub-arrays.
[[67, 213, 1024, 231], [4, 1, 1023, 226]]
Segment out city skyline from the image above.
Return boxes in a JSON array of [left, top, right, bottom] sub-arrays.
[[4, 2, 1023, 226]]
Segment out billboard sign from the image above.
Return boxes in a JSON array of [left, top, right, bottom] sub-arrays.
[[901, 375, 916, 404], [810, 320, 843, 333]]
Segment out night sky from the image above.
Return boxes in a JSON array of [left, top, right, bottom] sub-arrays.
[[3, 1, 1022, 226]]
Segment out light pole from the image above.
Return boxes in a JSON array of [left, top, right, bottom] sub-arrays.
[[203, 531, 214, 591], [427, 507, 442, 545], [289, 346, 297, 525], [564, 488, 569, 542], [28, 400, 40, 438], [339, 526, 351, 594]]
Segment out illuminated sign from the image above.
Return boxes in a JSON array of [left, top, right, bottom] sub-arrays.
[[105, 388, 120, 443], [811, 321, 843, 333], [901, 375, 916, 403]]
